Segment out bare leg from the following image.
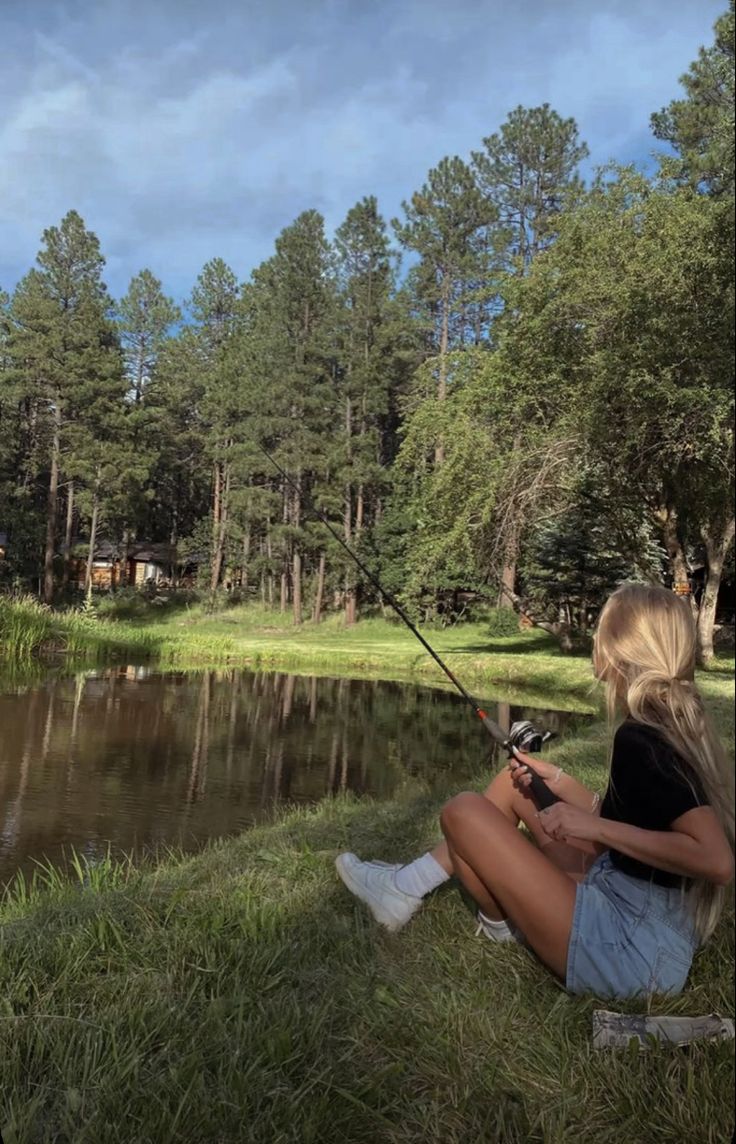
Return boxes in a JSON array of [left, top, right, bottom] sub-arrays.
[[440, 792, 577, 979], [429, 768, 596, 918]]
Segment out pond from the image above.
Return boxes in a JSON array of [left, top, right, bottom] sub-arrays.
[[0, 666, 593, 887]]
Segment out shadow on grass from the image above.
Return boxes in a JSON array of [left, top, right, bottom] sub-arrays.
[[442, 638, 576, 656]]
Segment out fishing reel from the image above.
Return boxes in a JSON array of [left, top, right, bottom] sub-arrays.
[[505, 720, 560, 809], [506, 720, 555, 754]]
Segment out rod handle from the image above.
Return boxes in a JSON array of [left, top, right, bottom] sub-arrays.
[[518, 762, 561, 810]]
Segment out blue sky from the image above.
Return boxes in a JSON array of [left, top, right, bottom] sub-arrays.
[[0, 0, 724, 302]]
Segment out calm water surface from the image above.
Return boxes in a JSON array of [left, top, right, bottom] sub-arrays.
[[0, 666, 592, 886]]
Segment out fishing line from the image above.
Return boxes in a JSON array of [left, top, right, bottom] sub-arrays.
[[256, 442, 560, 809]]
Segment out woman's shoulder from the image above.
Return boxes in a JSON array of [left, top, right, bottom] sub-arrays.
[[614, 719, 699, 781], [614, 719, 665, 749], [613, 719, 681, 769]]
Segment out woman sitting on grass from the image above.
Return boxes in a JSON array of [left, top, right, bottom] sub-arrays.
[[336, 584, 734, 998]]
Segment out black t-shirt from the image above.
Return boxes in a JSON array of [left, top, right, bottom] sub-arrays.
[[600, 720, 708, 887]]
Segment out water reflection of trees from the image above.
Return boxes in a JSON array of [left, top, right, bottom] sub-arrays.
[[0, 668, 590, 883]]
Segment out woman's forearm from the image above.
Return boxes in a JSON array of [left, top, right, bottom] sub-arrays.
[[554, 772, 600, 812], [597, 818, 734, 885]]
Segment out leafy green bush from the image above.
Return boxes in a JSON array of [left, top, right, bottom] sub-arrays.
[[485, 606, 522, 637]]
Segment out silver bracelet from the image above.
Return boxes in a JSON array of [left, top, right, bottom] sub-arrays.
[[590, 792, 600, 813]]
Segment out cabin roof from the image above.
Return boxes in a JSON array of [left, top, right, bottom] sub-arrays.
[[89, 541, 178, 565]]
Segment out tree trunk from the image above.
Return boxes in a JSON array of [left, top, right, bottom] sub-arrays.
[[84, 493, 100, 604], [61, 479, 74, 591], [210, 459, 222, 589], [210, 460, 229, 591], [43, 403, 61, 604], [312, 551, 326, 624], [356, 484, 364, 532], [697, 518, 735, 665], [120, 526, 132, 588], [242, 527, 251, 591], [292, 480, 302, 625], [169, 508, 179, 587], [266, 526, 275, 607], [656, 504, 690, 585], [498, 560, 517, 609], [292, 549, 302, 624], [655, 503, 697, 618], [344, 394, 355, 625]]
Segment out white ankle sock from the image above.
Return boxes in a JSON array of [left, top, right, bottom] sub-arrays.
[[394, 852, 450, 898], [477, 910, 514, 940]]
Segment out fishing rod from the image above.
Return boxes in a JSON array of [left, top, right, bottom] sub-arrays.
[[257, 443, 560, 810]]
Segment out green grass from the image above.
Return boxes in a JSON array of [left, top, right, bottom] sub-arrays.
[[131, 604, 603, 708], [3, 594, 731, 712], [0, 672, 733, 1143], [0, 596, 159, 664], [1, 595, 603, 709]]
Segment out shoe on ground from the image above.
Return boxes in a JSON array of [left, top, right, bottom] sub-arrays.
[[475, 910, 520, 943], [335, 852, 422, 933]]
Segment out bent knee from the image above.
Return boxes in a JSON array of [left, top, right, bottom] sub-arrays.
[[440, 791, 487, 835]]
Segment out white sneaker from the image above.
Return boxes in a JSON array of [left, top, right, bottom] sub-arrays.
[[475, 910, 519, 943], [335, 852, 423, 932]]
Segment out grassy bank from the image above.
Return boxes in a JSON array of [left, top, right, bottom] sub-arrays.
[[3, 596, 731, 712], [1, 595, 603, 708], [0, 597, 159, 664], [0, 673, 733, 1144], [123, 599, 606, 707]]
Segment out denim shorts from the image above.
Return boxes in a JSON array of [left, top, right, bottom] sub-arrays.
[[566, 852, 699, 999]]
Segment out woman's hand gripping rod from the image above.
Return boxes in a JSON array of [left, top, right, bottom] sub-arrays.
[[256, 442, 561, 811], [478, 713, 561, 810]]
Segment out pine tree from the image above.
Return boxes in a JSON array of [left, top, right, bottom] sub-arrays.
[[189, 259, 241, 591], [523, 468, 664, 637], [393, 157, 495, 464], [116, 269, 181, 579], [118, 269, 181, 407], [472, 104, 588, 272], [652, 1, 735, 196], [246, 211, 339, 622], [6, 211, 124, 601], [333, 196, 398, 622]]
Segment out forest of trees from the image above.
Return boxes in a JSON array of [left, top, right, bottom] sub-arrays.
[[0, 3, 733, 663]]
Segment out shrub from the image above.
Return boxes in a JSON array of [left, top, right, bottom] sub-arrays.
[[485, 606, 522, 637]]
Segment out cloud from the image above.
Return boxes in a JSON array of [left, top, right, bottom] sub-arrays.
[[0, 0, 724, 301]]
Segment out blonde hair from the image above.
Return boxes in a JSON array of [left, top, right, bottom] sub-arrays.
[[593, 583, 734, 942]]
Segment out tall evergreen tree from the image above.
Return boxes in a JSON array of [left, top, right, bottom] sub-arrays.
[[393, 157, 495, 464], [333, 196, 398, 622], [652, 1, 735, 197], [471, 104, 588, 272], [6, 211, 124, 600], [118, 269, 181, 406], [246, 211, 339, 621], [115, 270, 181, 578], [189, 259, 241, 590]]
